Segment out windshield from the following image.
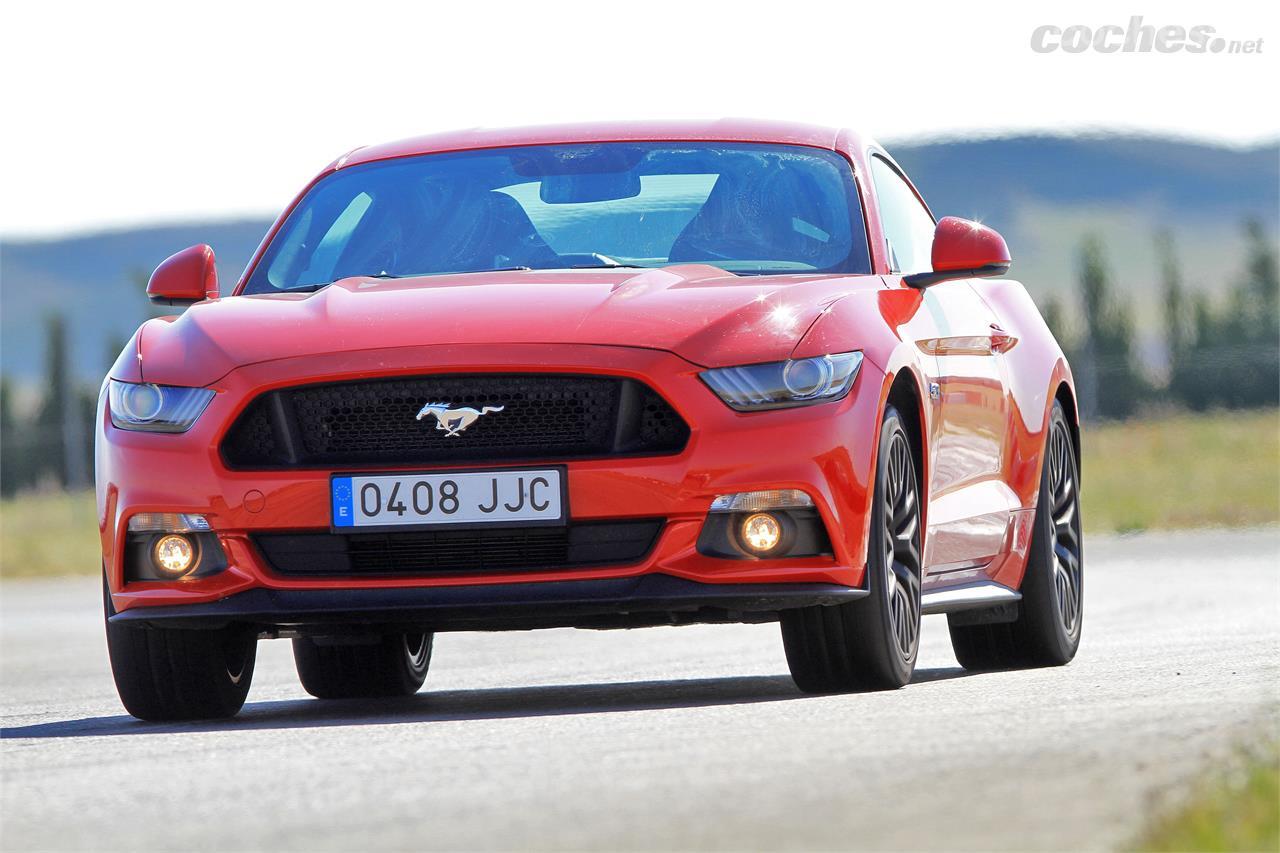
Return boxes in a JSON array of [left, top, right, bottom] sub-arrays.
[[243, 142, 870, 293]]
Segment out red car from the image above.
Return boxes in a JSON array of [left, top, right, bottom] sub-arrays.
[[98, 120, 1083, 721]]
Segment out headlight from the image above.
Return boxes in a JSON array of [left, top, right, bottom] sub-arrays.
[[108, 380, 214, 432], [701, 352, 863, 411]]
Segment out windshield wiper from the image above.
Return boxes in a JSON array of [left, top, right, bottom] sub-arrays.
[[366, 267, 536, 277], [570, 262, 647, 269], [283, 267, 539, 293], [287, 271, 401, 293], [280, 271, 401, 293], [424, 266, 535, 274]]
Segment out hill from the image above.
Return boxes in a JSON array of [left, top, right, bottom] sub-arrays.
[[1, 133, 1276, 385]]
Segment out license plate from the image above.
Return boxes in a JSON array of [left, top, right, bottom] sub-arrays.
[[331, 467, 565, 531]]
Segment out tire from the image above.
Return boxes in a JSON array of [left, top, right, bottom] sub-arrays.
[[948, 400, 1083, 670], [781, 405, 923, 692], [292, 632, 433, 699], [103, 575, 257, 721]]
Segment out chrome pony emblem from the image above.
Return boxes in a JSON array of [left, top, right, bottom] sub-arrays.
[[415, 402, 504, 437]]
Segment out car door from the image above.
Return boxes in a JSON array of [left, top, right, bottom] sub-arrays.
[[869, 156, 1013, 573]]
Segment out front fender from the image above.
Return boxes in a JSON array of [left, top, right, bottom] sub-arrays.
[[792, 285, 932, 432], [793, 285, 936, 562]]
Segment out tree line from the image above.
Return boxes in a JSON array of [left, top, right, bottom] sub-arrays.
[[0, 316, 105, 496], [0, 218, 1276, 496], [1043, 218, 1278, 420]]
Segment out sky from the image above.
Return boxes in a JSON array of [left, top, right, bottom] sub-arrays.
[[1, 0, 1276, 238]]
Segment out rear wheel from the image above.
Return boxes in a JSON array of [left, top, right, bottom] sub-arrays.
[[103, 576, 257, 722], [293, 632, 433, 699], [948, 400, 1083, 669], [781, 405, 923, 691]]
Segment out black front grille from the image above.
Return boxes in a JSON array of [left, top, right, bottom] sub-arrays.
[[221, 374, 689, 469], [253, 519, 664, 577]]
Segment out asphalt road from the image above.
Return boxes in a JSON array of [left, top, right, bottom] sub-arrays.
[[2, 529, 1277, 852]]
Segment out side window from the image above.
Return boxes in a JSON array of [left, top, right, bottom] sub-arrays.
[[870, 157, 936, 275]]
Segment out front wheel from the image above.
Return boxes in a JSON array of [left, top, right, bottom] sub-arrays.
[[948, 400, 1083, 669], [293, 632, 433, 699], [781, 405, 923, 692], [103, 576, 257, 722]]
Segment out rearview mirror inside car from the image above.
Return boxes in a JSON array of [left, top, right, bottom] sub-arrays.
[[540, 171, 642, 204]]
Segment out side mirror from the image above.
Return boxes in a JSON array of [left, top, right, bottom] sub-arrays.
[[147, 244, 219, 306], [904, 217, 1011, 288]]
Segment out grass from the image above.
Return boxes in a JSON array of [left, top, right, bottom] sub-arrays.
[[0, 408, 1276, 579], [1134, 742, 1279, 852], [1081, 408, 1280, 533], [0, 488, 101, 579]]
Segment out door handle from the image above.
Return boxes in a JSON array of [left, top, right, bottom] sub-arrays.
[[989, 323, 1017, 353]]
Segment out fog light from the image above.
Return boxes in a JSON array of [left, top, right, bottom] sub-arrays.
[[740, 512, 783, 554], [152, 534, 196, 576]]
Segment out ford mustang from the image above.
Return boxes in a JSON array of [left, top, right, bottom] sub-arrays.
[[97, 120, 1083, 721]]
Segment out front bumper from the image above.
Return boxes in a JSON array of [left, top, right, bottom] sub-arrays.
[[108, 573, 867, 632], [98, 342, 884, 616]]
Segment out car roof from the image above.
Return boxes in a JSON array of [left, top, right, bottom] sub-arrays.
[[335, 119, 870, 169]]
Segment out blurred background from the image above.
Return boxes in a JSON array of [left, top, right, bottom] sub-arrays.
[[0, 1, 1277, 846]]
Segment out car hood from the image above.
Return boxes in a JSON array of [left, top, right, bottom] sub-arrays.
[[136, 265, 881, 386]]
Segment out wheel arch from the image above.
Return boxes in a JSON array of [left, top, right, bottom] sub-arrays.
[[1052, 380, 1081, 484], [884, 365, 929, 534]]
